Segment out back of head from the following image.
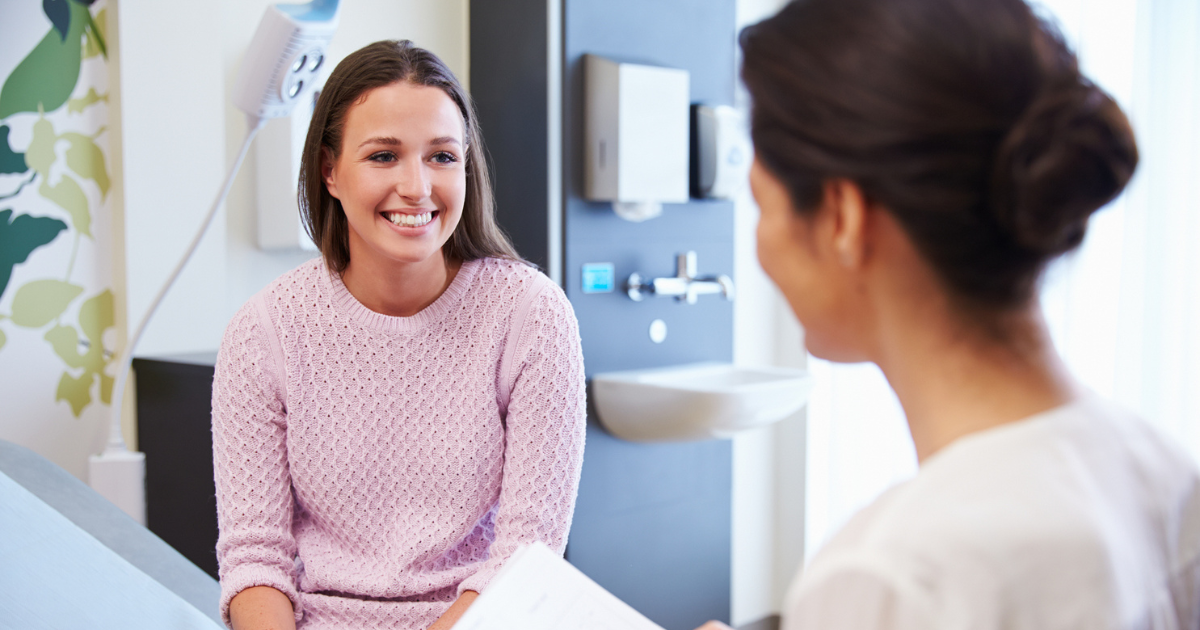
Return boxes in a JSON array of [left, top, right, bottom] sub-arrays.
[[740, 0, 1138, 309]]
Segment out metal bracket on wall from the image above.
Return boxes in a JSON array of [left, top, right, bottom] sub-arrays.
[[626, 251, 735, 304]]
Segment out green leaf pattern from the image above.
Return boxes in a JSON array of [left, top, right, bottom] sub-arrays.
[[82, 8, 108, 60], [11, 279, 84, 328], [47, 290, 115, 417], [66, 88, 106, 114], [0, 0, 87, 119], [0, 1, 116, 418], [56, 370, 95, 417], [24, 117, 57, 177], [23, 117, 106, 235], [0, 208, 68, 298], [45, 324, 89, 369], [39, 173, 90, 236], [62, 132, 109, 197], [44, 0, 72, 42], [0, 125, 26, 174]]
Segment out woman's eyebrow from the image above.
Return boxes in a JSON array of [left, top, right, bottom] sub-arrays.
[[357, 136, 461, 149], [358, 136, 400, 149]]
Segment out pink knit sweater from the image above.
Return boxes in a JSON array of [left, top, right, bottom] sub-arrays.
[[211, 257, 586, 629]]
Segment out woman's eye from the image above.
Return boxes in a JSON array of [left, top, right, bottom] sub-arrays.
[[368, 151, 396, 163], [431, 151, 459, 165]]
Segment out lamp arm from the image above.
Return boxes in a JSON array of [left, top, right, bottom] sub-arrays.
[[103, 114, 265, 454]]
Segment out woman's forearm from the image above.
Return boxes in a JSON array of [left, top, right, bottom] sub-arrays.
[[428, 590, 479, 630], [229, 586, 296, 630]]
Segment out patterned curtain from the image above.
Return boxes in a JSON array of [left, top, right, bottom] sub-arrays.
[[0, 0, 116, 479]]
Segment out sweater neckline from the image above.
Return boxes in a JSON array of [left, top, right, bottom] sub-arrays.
[[324, 258, 481, 333]]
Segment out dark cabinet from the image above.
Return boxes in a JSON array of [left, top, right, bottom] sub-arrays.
[[134, 353, 219, 580]]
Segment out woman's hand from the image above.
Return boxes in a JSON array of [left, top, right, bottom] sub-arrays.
[[694, 622, 734, 630], [229, 585, 296, 630], [427, 590, 479, 630]]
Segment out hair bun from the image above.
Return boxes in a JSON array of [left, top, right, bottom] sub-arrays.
[[990, 80, 1138, 254]]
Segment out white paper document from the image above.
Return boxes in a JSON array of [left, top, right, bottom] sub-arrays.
[[452, 542, 665, 630]]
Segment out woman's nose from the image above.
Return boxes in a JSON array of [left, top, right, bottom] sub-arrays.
[[394, 156, 432, 201]]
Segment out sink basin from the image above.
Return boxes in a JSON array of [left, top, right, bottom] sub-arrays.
[[591, 362, 814, 442]]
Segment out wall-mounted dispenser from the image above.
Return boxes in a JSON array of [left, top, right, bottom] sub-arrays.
[[692, 104, 751, 200], [255, 90, 319, 251], [584, 55, 690, 222]]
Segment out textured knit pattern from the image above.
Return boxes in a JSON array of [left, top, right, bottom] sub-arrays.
[[211, 258, 586, 630]]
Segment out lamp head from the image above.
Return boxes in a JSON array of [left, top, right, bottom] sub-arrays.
[[233, 0, 342, 120]]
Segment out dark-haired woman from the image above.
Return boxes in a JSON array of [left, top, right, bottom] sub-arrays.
[[701, 0, 1200, 628], [211, 41, 585, 630]]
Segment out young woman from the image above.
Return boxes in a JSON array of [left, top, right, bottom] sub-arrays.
[[212, 41, 586, 630], [702, 0, 1200, 627]]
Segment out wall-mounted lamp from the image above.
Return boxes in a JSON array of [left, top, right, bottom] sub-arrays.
[[584, 55, 690, 222], [90, 0, 340, 523]]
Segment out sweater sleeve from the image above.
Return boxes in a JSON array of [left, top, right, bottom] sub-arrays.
[[211, 296, 303, 627], [457, 280, 587, 594]]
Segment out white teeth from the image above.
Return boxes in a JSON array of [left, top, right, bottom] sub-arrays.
[[387, 212, 433, 227]]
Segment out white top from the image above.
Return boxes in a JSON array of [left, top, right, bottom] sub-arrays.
[[783, 395, 1200, 630]]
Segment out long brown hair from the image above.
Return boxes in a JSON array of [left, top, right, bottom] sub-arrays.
[[298, 40, 521, 274], [740, 0, 1137, 309]]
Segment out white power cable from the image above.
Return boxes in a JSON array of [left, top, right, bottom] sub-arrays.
[[103, 114, 265, 455]]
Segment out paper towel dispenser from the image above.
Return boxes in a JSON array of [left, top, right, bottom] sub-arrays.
[[584, 55, 690, 222]]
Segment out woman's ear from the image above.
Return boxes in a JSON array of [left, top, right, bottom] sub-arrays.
[[824, 179, 870, 269], [322, 147, 341, 200]]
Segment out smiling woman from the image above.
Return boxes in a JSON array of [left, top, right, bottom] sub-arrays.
[[211, 41, 587, 630], [324, 80, 469, 316]]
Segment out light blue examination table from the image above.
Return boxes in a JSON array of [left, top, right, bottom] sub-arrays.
[[0, 440, 223, 628]]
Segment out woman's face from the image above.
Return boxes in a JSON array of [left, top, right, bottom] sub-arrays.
[[324, 81, 467, 269], [750, 157, 870, 362]]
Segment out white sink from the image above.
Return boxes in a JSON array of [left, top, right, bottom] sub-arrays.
[[592, 362, 814, 442]]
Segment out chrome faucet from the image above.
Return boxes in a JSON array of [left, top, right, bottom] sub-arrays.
[[627, 251, 735, 304]]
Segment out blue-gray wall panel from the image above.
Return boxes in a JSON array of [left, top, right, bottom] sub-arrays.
[[563, 2, 738, 629], [470, 2, 739, 627]]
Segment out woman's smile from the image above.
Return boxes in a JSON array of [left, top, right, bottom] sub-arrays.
[[382, 209, 439, 230]]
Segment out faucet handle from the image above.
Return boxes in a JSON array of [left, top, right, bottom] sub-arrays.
[[716, 274, 735, 301], [627, 272, 646, 301], [677, 251, 697, 280]]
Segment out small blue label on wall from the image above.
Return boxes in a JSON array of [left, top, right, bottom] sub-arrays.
[[581, 263, 615, 294]]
